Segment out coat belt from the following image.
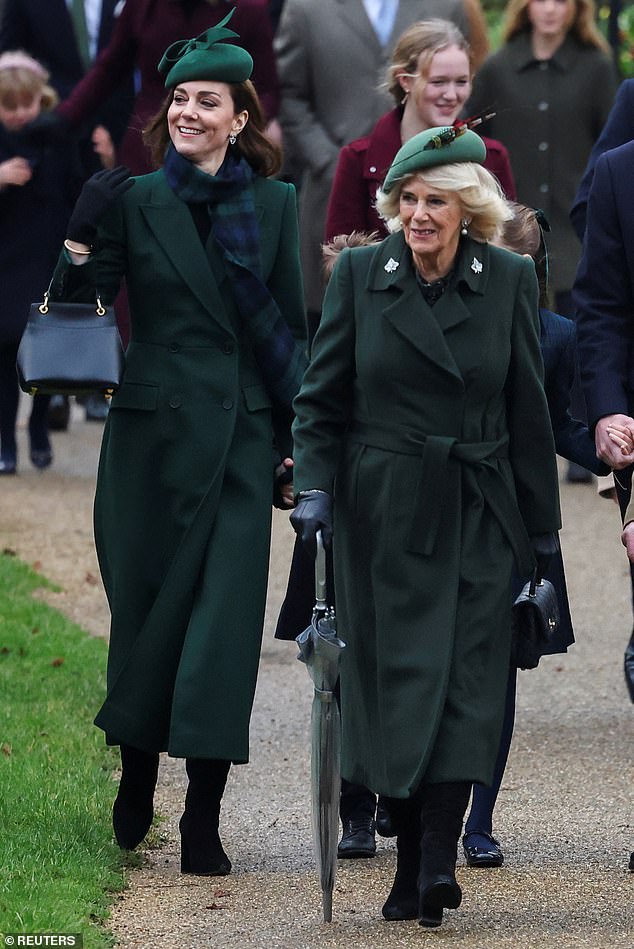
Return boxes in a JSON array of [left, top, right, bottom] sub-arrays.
[[347, 421, 534, 576]]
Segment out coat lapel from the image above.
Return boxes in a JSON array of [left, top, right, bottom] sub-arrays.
[[336, 0, 381, 54], [369, 234, 463, 381], [139, 173, 235, 336]]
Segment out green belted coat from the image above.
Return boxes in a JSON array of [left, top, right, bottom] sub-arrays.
[[292, 233, 560, 797], [50, 169, 306, 760]]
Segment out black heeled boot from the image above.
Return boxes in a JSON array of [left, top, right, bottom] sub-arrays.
[[180, 757, 232, 876], [381, 796, 421, 921], [112, 744, 160, 850], [418, 781, 471, 928]]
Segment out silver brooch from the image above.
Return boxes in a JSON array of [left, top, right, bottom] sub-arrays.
[[384, 257, 399, 273], [471, 257, 483, 274]]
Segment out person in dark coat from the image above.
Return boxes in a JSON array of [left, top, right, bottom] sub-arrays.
[[53, 0, 281, 175], [48, 11, 306, 873], [0, 50, 82, 474], [465, 0, 617, 483], [573, 139, 634, 874], [570, 79, 634, 241], [289, 126, 561, 927], [325, 18, 516, 260], [462, 203, 613, 868], [0, 0, 134, 177]]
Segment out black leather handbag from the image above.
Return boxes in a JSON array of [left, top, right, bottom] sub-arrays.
[[511, 569, 560, 670], [17, 286, 124, 396]]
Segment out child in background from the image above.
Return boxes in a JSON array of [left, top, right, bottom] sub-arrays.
[[0, 50, 82, 473]]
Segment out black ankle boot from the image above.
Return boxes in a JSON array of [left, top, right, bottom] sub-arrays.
[[180, 758, 232, 876], [417, 781, 471, 927], [381, 796, 420, 921], [112, 744, 160, 850]]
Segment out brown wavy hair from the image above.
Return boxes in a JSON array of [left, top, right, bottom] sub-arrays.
[[503, 0, 610, 52], [143, 79, 282, 177]]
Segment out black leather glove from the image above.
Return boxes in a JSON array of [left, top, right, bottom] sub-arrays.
[[290, 490, 333, 557], [530, 532, 559, 575], [67, 166, 134, 246], [18, 110, 70, 146]]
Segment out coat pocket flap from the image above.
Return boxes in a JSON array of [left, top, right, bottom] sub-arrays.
[[111, 382, 159, 411], [242, 383, 272, 412]]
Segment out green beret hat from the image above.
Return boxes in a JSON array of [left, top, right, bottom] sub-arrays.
[[382, 126, 486, 193], [158, 7, 253, 89]]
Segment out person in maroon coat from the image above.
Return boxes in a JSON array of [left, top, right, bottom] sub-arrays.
[[56, 0, 280, 175], [326, 19, 515, 246]]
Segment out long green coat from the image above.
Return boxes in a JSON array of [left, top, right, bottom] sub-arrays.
[[51, 169, 306, 760], [292, 233, 560, 797]]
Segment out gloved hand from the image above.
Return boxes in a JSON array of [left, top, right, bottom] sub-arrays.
[[530, 532, 559, 575], [290, 489, 333, 557], [67, 166, 134, 246], [273, 457, 294, 510]]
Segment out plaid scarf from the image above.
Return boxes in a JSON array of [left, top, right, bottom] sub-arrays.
[[163, 144, 307, 408]]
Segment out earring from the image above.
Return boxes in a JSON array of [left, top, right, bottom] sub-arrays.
[[460, 219, 469, 236], [229, 132, 237, 145]]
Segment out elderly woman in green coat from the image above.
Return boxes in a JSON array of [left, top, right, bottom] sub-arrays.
[[290, 126, 560, 927], [49, 12, 306, 875]]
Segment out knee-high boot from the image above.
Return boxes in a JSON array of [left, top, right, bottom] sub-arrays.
[[112, 744, 160, 850], [381, 794, 422, 921], [418, 781, 471, 928], [180, 758, 232, 876]]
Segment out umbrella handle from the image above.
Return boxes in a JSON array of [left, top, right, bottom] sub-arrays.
[[315, 530, 327, 611]]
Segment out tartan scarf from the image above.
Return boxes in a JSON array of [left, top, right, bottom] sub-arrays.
[[163, 144, 307, 408]]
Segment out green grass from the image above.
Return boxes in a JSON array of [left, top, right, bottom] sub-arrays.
[[0, 552, 126, 948]]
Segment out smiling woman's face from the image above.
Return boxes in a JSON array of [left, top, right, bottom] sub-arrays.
[[399, 176, 463, 275], [167, 80, 247, 173]]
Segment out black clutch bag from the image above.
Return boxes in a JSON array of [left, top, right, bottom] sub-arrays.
[[17, 286, 124, 396], [511, 569, 560, 670]]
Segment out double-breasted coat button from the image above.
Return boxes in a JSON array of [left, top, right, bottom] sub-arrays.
[[538, 141, 549, 151], [538, 101, 549, 111], [369, 165, 377, 173], [222, 397, 234, 410], [169, 395, 182, 409], [169, 342, 179, 353], [539, 183, 549, 194], [223, 340, 235, 354]]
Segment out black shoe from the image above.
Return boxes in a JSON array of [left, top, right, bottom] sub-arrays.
[[382, 831, 419, 921], [376, 797, 395, 838], [0, 455, 16, 475], [30, 448, 53, 470], [337, 818, 376, 858], [462, 830, 504, 868], [418, 878, 461, 928], [566, 462, 592, 484], [112, 744, 159, 850], [47, 395, 70, 431], [180, 757, 232, 876]]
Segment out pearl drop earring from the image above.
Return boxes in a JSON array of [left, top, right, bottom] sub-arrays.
[[460, 219, 469, 236]]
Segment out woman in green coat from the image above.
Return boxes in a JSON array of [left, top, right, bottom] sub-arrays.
[[49, 12, 306, 875], [290, 126, 560, 927]]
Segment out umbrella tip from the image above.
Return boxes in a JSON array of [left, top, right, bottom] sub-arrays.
[[322, 889, 333, 923]]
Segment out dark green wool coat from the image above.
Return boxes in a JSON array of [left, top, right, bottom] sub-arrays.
[[51, 169, 306, 760], [292, 233, 560, 797]]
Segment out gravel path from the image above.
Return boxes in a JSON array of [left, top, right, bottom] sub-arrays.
[[2, 404, 632, 948]]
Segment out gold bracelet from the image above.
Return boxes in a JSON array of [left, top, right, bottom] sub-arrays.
[[64, 238, 92, 256]]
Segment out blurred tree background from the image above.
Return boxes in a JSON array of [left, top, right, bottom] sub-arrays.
[[481, 0, 634, 75]]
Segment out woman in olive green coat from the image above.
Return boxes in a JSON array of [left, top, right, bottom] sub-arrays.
[[290, 127, 560, 927], [50, 13, 306, 875]]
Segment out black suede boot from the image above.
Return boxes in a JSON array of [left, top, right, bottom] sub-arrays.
[[112, 744, 160, 850], [381, 795, 421, 921], [418, 781, 471, 927], [180, 758, 232, 876]]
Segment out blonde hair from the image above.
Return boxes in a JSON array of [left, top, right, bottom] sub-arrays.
[[503, 0, 610, 52], [386, 19, 472, 106], [0, 51, 58, 111], [375, 162, 513, 242]]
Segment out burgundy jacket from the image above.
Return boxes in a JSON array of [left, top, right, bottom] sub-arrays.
[[325, 109, 516, 241], [58, 0, 280, 174]]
